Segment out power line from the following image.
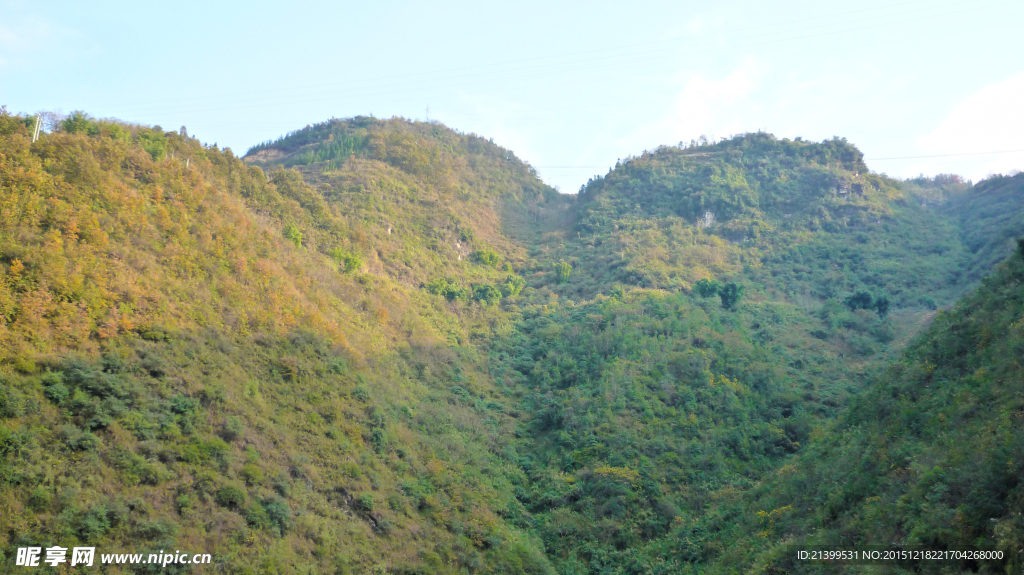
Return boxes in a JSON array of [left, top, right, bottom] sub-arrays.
[[866, 150, 1024, 160], [531, 149, 1024, 171]]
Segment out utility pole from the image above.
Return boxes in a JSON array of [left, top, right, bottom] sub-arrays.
[[31, 114, 41, 143]]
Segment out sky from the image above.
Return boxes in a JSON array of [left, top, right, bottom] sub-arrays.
[[2, 0, 1022, 193]]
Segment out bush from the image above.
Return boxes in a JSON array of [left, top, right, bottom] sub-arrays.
[[43, 374, 69, 405], [425, 277, 468, 301], [240, 463, 264, 485], [262, 496, 292, 534], [61, 426, 101, 451], [472, 250, 501, 266], [283, 224, 303, 248], [693, 278, 720, 297], [352, 383, 370, 402], [473, 284, 502, 306], [222, 416, 245, 441], [329, 248, 362, 273], [501, 275, 527, 298], [0, 388, 25, 418], [215, 484, 247, 509], [28, 487, 51, 511], [356, 493, 375, 512], [245, 502, 271, 530], [844, 291, 873, 312], [844, 291, 890, 317]]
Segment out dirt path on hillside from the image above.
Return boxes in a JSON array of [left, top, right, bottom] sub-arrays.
[[893, 310, 938, 351]]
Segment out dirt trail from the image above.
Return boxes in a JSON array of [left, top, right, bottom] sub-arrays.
[[893, 310, 938, 350]]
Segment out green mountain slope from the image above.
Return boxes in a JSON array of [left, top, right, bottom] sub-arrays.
[[0, 111, 559, 575], [481, 134, 1024, 574], [940, 172, 1024, 285], [1, 108, 1022, 575], [246, 116, 572, 282], [694, 241, 1024, 574], [558, 133, 971, 310]]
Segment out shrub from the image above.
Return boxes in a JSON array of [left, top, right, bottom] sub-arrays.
[[473, 284, 502, 306], [329, 248, 362, 273], [371, 428, 386, 454], [273, 473, 291, 497], [43, 380, 69, 405], [844, 291, 873, 312], [222, 416, 245, 441], [215, 484, 247, 509], [472, 249, 501, 266], [352, 384, 370, 402], [283, 223, 303, 248], [240, 464, 264, 486], [0, 388, 25, 417], [501, 275, 527, 298], [262, 496, 292, 534], [693, 278, 720, 297], [425, 277, 468, 301], [356, 493, 375, 512], [245, 502, 271, 530], [28, 487, 52, 511]]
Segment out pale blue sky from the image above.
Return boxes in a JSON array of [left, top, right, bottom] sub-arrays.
[[2, 0, 1022, 191]]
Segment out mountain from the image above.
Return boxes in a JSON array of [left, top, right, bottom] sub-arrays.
[[480, 134, 1024, 574], [697, 241, 1024, 574], [557, 134, 976, 308], [0, 111, 560, 574], [0, 108, 1021, 574]]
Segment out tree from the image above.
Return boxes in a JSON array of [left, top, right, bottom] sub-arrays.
[[693, 278, 720, 298], [501, 275, 527, 298], [719, 282, 744, 310], [138, 129, 167, 161], [62, 111, 94, 135], [554, 261, 572, 284], [844, 291, 873, 312], [473, 284, 502, 306], [873, 296, 890, 319]]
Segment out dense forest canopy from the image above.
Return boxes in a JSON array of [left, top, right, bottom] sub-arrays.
[[0, 107, 1022, 574]]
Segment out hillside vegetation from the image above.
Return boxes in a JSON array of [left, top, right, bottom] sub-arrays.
[[697, 241, 1024, 574], [0, 110, 562, 574], [0, 108, 1022, 574]]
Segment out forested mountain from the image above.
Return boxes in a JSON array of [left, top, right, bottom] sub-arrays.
[[0, 111, 560, 574], [700, 241, 1024, 574], [0, 109, 1021, 574]]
